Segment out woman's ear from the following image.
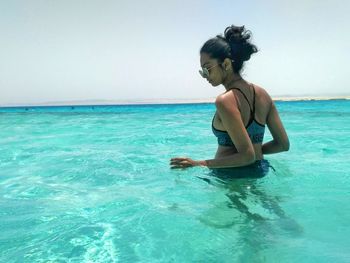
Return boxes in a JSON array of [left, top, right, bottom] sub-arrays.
[[223, 58, 233, 71]]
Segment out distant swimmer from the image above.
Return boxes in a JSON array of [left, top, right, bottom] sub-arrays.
[[170, 25, 289, 178]]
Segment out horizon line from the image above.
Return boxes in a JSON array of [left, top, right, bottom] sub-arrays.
[[1, 95, 350, 108]]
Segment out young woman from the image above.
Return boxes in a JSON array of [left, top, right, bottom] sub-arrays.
[[170, 25, 289, 178]]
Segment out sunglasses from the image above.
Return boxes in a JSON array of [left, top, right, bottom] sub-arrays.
[[199, 64, 220, 78]]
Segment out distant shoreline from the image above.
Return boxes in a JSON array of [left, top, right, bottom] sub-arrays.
[[0, 95, 349, 108], [272, 95, 350, 102]]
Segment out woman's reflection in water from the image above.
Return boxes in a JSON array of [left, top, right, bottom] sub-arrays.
[[196, 165, 302, 234]]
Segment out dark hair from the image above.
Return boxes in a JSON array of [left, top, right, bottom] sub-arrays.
[[200, 25, 258, 74]]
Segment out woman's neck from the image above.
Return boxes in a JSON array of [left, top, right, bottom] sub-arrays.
[[223, 73, 244, 91]]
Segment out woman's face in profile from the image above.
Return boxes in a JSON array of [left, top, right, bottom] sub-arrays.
[[200, 53, 223, 87]]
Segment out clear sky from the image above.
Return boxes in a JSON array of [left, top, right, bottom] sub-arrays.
[[1, 0, 349, 105]]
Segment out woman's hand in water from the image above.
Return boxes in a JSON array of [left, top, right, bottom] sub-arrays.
[[170, 157, 207, 169]]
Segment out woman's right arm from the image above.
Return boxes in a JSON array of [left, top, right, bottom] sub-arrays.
[[262, 101, 290, 154]]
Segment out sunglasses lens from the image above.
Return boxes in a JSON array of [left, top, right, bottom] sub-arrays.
[[199, 70, 205, 78], [199, 68, 209, 78], [203, 68, 209, 77]]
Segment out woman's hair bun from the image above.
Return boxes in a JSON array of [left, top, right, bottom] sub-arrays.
[[223, 25, 257, 62], [224, 25, 250, 43]]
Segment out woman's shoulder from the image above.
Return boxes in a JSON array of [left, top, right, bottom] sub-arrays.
[[215, 89, 239, 109], [252, 84, 273, 105], [252, 84, 269, 97]]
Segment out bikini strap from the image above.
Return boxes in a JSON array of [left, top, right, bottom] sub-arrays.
[[232, 88, 253, 114], [252, 85, 256, 114]]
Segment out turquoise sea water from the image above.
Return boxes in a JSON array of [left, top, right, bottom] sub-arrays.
[[0, 100, 349, 262]]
